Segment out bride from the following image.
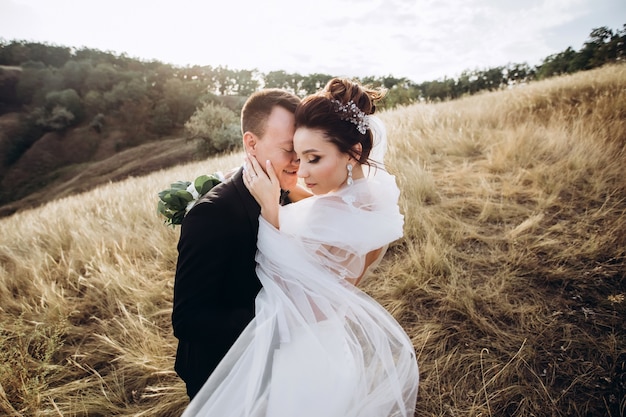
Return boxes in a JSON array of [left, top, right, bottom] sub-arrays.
[[182, 78, 419, 417]]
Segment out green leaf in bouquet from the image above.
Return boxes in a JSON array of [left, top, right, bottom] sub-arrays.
[[170, 180, 192, 191], [157, 201, 174, 222], [157, 171, 223, 227], [159, 192, 178, 206], [174, 189, 194, 202], [194, 174, 221, 195], [158, 189, 173, 202], [157, 199, 167, 214], [165, 194, 187, 212], [171, 210, 186, 225]]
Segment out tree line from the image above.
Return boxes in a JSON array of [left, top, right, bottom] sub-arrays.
[[0, 23, 623, 164]]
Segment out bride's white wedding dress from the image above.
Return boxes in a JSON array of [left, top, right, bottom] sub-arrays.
[[182, 119, 419, 417]]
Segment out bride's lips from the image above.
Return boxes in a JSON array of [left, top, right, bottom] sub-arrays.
[[305, 183, 315, 188]]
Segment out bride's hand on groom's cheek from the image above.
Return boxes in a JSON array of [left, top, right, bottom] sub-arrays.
[[243, 154, 280, 207]]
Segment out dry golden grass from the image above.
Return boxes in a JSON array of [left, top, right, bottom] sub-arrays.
[[1, 64, 625, 416]]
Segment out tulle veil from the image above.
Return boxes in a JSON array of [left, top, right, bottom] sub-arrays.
[[182, 116, 419, 417]]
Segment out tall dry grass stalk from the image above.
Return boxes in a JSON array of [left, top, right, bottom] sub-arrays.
[[1, 64, 625, 416]]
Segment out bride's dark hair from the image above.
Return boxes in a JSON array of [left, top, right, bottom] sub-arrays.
[[295, 78, 386, 166]]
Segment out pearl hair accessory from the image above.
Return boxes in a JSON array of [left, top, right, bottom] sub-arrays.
[[331, 99, 369, 134]]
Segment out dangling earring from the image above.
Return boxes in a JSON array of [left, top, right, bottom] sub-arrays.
[[346, 164, 353, 186]]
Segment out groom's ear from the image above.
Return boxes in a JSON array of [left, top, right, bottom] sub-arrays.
[[243, 132, 257, 154]]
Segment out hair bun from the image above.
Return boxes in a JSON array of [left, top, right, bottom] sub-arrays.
[[324, 78, 385, 116]]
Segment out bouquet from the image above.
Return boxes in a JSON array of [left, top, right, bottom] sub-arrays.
[[157, 173, 224, 226]]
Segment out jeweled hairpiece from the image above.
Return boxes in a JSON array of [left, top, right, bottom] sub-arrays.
[[331, 99, 369, 134]]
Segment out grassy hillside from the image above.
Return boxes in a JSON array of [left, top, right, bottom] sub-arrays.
[[0, 125, 204, 218], [0, 64, 624, 416]]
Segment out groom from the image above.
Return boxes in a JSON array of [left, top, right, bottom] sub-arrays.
[[172, 89, 302, 399]]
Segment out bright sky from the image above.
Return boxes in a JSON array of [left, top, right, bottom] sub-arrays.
[[1, 0, 624, 83]]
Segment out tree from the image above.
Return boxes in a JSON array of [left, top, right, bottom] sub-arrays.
[[301, 73, 333, 95], [44, 88, 83, 122], [184, 102, 240, 153], [83, 90, 104, 116], [536, 47, 578, 78], [60, 59, 93, 94], [263, 71, 303, 94], [0, 40, 29, 65], [233, 69, 260, 96], [481, 66, 506, 91], [118, 98, 152, 141], [15, 63, 63, 106], [26, 42, 71, 67], [149, 101, 174, 135], [502, 63, 534, 87], [264, 70, 290, 90], [162, 78, 204, 126], [0, 40, 70, 67], [34, 105, 75, 131], [587, 26, 615, 67], [83, 63, 122, 92], [214, 66, 237, 95], [381, 75, 408, 90], [146, 63, 176, 96], [610, 24, 626, 61], [89, 113, 105, 133], [103, 77, 148, 112], [382, 84, 420, 109], [420, 77, 455, 101]]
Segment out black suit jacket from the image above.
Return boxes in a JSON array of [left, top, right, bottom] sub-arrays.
[[172, 167, 261, 397]]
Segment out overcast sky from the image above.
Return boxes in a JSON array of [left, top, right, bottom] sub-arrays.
[[1, 0, 624, 83]]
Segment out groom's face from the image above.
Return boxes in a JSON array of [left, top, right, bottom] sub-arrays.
[[252, 106, 299, 191]]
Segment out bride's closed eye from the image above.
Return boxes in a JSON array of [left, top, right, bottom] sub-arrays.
[[306, 156, 320, 164]]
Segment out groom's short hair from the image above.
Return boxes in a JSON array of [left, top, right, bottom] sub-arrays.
[[241, 89, 300, 138]]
